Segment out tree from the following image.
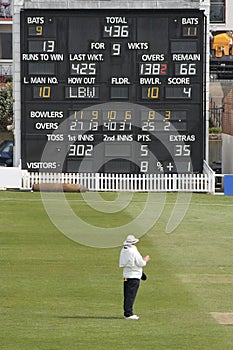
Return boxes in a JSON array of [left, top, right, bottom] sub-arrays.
[[0, 82, 13, 131]]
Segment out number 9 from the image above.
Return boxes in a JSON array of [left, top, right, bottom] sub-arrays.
[[36, 26, 43, 36], [112, 43, 121, 56]]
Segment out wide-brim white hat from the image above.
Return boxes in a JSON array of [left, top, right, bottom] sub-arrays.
[[123, 235, 139, 245]]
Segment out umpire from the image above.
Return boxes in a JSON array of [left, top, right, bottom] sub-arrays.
[[119, 235, 150, 320]]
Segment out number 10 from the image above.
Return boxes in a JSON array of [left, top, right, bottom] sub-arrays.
[[39, 86, 51, 98], [147, 87, 159, 99]]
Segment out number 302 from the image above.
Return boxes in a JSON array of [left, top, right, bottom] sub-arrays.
[[68, 144, 93, 157]]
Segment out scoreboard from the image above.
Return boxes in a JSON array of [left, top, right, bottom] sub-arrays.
[[20, 9, 205, 174]]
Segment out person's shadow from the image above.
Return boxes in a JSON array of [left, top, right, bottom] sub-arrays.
[[56, 315, 122, 320]]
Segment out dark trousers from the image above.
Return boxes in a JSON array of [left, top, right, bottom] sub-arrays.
[[123, 278, 140, 317]]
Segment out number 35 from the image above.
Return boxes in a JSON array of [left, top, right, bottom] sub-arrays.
[[175, 145, 191, 157]]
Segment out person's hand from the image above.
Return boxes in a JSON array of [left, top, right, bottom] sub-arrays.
[[143, 255, 150, 262]]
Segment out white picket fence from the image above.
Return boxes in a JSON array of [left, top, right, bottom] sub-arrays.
[[21, 161, 216, 193]]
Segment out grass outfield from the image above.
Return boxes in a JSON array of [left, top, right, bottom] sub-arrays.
[[0, 191, 233, 350]]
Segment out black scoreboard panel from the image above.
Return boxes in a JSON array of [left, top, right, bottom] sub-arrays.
[[20, 9, 205, 173]]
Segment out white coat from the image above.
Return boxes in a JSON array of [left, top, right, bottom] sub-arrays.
[[119, 244, 146, 279]]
